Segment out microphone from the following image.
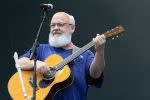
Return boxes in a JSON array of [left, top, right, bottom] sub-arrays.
[[40, 3, 53, 9]]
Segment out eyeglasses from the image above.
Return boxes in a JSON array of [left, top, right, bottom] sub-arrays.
[[50, 23, 73, 28]]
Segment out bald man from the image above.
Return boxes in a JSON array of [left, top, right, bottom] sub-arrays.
[[18, 12, 106, 100]]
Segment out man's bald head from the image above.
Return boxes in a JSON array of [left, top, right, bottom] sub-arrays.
[[51, 12, 75, 25]]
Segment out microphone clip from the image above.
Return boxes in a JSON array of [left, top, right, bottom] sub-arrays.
[[40, 3, 53, 11]]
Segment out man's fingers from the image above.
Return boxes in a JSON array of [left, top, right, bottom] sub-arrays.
[[37, 65, 49, 74]]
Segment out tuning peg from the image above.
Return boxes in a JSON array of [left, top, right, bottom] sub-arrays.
[[116, 35, 119, 38], [112, 37, 115, 40]]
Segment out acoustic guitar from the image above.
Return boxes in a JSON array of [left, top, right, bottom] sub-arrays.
[[8, 25, 125, 100]]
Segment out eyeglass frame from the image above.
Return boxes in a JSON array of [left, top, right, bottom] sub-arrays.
[[50, 23, 74, 28]]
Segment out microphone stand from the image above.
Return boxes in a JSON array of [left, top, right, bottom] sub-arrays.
[[30, 8, 48, 100]]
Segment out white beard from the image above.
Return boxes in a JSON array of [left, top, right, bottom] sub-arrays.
[[48, 33, 72, 48]]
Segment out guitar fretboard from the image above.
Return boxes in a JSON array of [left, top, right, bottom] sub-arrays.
[[55, 41, 94, 71]]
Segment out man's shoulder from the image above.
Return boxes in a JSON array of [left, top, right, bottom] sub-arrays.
[[84, 50, 94, 56]]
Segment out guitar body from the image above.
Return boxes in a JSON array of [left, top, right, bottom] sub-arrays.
[[8, 54, 74, 100]]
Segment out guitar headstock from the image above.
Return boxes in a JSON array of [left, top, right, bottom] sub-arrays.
[[103, 25, 125, 38]]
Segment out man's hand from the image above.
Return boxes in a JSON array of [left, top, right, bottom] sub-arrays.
[[36, 61, 50, 74], [19, 57, 50, 74], [93, 34, 106, 52]]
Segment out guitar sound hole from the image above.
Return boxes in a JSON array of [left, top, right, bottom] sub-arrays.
[[42, 67, 56, 80], [39, 78, 55, 88]]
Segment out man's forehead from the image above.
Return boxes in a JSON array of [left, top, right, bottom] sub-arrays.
[[51, 12, 70, 23]]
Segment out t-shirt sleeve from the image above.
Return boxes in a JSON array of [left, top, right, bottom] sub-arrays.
[[19, 48, 40, 60], [85, 50, 104, 88], [19, 50, 31, 58]]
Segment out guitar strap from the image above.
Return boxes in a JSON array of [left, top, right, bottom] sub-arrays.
[[72, 45, 80, 53]]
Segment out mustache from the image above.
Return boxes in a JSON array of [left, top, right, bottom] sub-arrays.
[[51, 30, 62, 34]]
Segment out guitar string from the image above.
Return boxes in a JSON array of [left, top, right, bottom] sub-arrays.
[[55, 41, 95, 71]]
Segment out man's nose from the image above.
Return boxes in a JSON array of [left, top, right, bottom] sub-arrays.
[[51, 25, 59, 32], [53, 24, 59, 29]]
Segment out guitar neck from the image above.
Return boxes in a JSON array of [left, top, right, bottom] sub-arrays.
[[55, 25, 125, 71], [55, 40, 95, 71]]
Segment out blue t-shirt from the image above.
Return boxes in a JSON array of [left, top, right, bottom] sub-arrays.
[[21, 44, 104, 100]]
